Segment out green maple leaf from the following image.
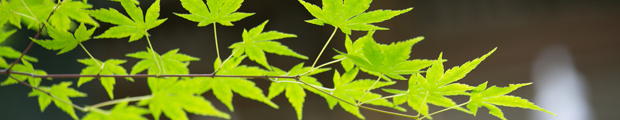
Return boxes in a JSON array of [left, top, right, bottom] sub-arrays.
[[4, 0, 97, 31], [266, 63, 330, 120], [82, 101, 150, 120], [175, 0, 254, 26], [31, 22, 96, 55], [0, 46, 38, 68], [47, 0, 99, 31], [28, 82, 86, 120], [0, 26, 17, 44], [467, 82, 555, 120], [325, 68, 403, 119], [126, 48, 199, 91], [336, 31, 434, 81], [383, 48, 496, 118], [1, 59, 48, 87], [77, 58, 133, 99], [89, 0, 166, 42], [198, 56, 278, 111], [229, 20, 307, 69], [138, 78, 229, 120], [298, 0, 412, 34], [0, 0, 22, 29]]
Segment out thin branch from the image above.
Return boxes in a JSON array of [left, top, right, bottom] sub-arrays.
[[7, 75, 87, 111], [7, 0, 63, 71], [0, 69, 297, 79], [357, 74, 382, 106], [85, 95, 153, 111], [419, 100, 470, 120], [361, 91, 408, 105]]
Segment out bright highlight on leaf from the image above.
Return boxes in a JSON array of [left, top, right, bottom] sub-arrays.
[[229, 20, 307, 69], [138, 78, 230, 120], [89, 0, 167, 42], [299, 0, 412, 34], [175, 0, 254, 26], [28, 82, 86, 120], [468, 82, 555, 120], [267, 63, 331, 120], [32, 23, 96, 55], [77, 58, 133, 99], [82, 101, 150, 120], [336, 31, 433, 81]]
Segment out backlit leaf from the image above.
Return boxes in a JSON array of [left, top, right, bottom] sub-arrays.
[[337, 31, 432, 81], [468, 82, 555, 120], [229, 20, 307, 69], [28, 82, 86, 120], [90, 0, 167, 42], [299, 0, 412, 34], [266, 63, 330, 120], [77, 58, 133, 99], [32, 23, 96, 55], [175, 0, 254, 26]]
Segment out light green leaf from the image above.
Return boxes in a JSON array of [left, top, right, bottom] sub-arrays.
[[32, 23, 96, 55], [1, 59, 47, 87], [126, 48, 199, 92], [324, 68, 401, 119], [77, 58, 132, 99], [299, 0, 412, 34], [337, 31, 432, 80], [140, 78, 230, 120], [82, 102, 150, 120], [468, 82, 555, 120], [90, 0, 167, 42], [0, 27, 17, 44], [48, 0, 99, 31], [175, 0, 254, 26], [202, 56, 278, 111], [398, 49, 497, 117], [0, 0, 22, 29], [229, 20, 307, 69], [266, 63, 331, 120], [28, 82, 86, 120]]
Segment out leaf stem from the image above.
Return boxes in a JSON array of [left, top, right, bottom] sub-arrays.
[[79, 42, 101, 68], [357, 74, 382, 106], [85, 95, 153, 111], [20, 0, 39, 24], [213, 22, 221, 62], [308, 27, 338, 73], [361, 91, 408, 105], [213, 44, 243, 73], [145, 34, 164, 75], [416, 91, 429, 117], [301, 58, 344, 76], [419, 100, 470, 120], [7, 0, 62, 72]]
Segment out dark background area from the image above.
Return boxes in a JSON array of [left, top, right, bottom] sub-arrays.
[[1, 0, 619, 120]]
